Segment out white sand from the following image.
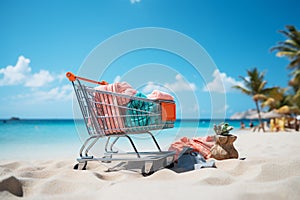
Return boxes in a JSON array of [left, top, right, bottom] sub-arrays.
[[1, 130, 300, 200]]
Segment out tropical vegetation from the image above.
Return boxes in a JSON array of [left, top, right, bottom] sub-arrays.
[[233, 68, 275, 132], [271, 25, 300, 115], [271, 25, 300, 69], [233, 25, 300, 131]]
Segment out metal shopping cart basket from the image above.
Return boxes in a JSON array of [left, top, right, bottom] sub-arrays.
[[66, 72, 176, 175]]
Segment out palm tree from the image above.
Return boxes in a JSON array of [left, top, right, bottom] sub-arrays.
[[272, 25, 300, 113], [233, 68, 275, 132], [261, 87, 300, 115], [271, 25, 300, 70]]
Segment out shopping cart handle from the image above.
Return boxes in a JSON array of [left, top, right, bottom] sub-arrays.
[[66, 72, 108, 85], [66, 72, 76, 81]]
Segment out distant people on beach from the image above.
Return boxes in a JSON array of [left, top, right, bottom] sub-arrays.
[[249, 121, 254, 128], [270, 118, 286, 132], [240, 121, 245, 129]]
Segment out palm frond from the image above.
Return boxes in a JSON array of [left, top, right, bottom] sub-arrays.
[[293, 88, 300, 101], [261, 87, 280, 96], [232, 85, 252, 96], [258, 81, 267, 93], [286, 25, 300, 45], [278, 26, 300, 46], [279, 39, 300, 49], [238, 75, 251, 88], [288, 57, 300, 69], [276, 51, 298, 58], [292, 69, 300, 78], [272, 25, 300, 70]]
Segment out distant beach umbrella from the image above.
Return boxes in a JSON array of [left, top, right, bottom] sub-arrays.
[[230, 109, 262, 120], [230, 109, 283, 120], [263, 110, 284, 119]]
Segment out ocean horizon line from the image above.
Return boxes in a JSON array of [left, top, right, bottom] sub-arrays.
[[0, 118, 251, 121]]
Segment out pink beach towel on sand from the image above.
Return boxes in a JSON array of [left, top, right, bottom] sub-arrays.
[[169, 136, 215, 160]]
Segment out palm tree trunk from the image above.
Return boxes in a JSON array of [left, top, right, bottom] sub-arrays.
[[255, 100, 265, 132]]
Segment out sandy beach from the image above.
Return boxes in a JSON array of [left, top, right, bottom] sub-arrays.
[[2, 0, 300, 200], [1, 130, 300, 200]]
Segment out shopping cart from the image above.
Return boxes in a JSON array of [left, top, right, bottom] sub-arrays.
[[66, 72, 176, 175]]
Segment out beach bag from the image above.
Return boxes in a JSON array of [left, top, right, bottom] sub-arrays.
[[168, 148, 216, 173], [210, 135, 239, 160]]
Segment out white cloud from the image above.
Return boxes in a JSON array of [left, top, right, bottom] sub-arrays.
[[164, 74, 196, 92], [33, 84, 73, 102], [57, 72, 66, 82], [1, 55, 74, 105], [218, 104, 229, 113], [141, 74, 196, 94], [203, 69, 243, 93], [0, 56, 31, 86], [0, 55, 57, 88], [25, 70, 54, 87], [130, 0, 141, 4], [141, 81, 167, 94], [9, 84, 73, 103]]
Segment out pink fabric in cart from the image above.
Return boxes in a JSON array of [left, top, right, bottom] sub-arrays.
[[147, 90, 174, 101], [94, 94, 120, 134], [94, 82, 137, 134], [95, 82, 137, 105], [168, 136, 215, 160]]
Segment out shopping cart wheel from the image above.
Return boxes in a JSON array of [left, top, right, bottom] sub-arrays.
[[164, 161, 175, 169], [141, 167, 154, 176], [141, 162, 154, 177], [73, 161, 87, 170], [163, 156, 175, 169]]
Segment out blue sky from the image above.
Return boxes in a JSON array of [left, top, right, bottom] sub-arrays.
[[0, 0, 299, 119]]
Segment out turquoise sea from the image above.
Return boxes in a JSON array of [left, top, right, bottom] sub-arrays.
[[0, 119, 257, 160]]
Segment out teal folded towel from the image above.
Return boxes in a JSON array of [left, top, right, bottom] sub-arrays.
[[125, 92, 157, 127]]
